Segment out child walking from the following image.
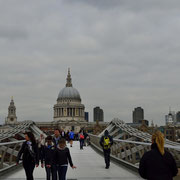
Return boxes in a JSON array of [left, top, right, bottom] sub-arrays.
[[41, 136, 57, 180], [55, 138, 76, 180]]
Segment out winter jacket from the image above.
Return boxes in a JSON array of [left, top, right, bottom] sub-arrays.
[[99, 135, 113, 150], [139, 143, 178, 180], [52, 136, 61, 148], [54, 147, 73, 167], [16, 141, 39, 165], [41, 143, 56, 165]]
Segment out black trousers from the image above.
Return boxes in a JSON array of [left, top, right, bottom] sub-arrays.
[[45, 165, 57, 180], [103, 149, 111, 167], [23, 162, 35, 180], [80, 139, 84, 149], [57, 165, 68, 180]]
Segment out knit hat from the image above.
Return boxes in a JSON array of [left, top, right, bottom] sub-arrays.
[[152, 130, 165, 155]]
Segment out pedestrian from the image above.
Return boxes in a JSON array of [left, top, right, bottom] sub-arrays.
[[52, 129, 61, 179], [99, 130, 113, 169], [61, 130, 66, 139], [82, 130, 87, 146], [53, 129, 61, 148], [55, 138, 76, 180], [16, 132, 39, 180], [139, 130, 178, 180], [37, 134, 45, 161], [79, 130, 84, 150], [41, 136, 57, 180], [66, 131, 70, 143], [69, 130, 74, 147]]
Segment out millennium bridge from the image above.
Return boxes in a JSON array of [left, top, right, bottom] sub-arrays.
[[0, 118, 180, 180]]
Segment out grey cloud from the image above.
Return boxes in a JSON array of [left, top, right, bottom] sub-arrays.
[[0, 1, 180, 126], [0, 26, 28, 40]]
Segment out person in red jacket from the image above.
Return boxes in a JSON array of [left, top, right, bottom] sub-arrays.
[[139, 130, 178, 180]]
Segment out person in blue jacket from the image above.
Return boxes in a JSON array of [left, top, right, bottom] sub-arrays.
[[69, 130, 74, 147]]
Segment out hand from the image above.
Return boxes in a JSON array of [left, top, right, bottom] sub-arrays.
[[72, 165, 76, 169], [36, 164, 39, 167], [41, 163, 44, 168], [46, 165, 51, 168]]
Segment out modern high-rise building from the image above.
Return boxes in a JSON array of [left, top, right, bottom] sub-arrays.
[[176, 111, 180, 123], [85, 112, 89, 122], [93, 106, 104, 122], [132, 107, 144, 123]]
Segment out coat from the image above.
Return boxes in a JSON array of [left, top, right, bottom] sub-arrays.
[[139, 143, 178, 180], [16, 141, 39, 165]]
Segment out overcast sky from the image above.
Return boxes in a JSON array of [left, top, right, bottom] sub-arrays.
[[0, 0, 180, 125]]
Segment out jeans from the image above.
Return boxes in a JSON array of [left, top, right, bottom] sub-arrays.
[[57, 166, 68, 180], [45, 165, 57, 180], [103, 149, 111, 167], [80, 139, 84, 149], [23, 162, 35, 180]]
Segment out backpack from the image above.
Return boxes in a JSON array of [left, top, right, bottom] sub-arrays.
[[103, 137, 110, 149], [80, 134, 84, 139]]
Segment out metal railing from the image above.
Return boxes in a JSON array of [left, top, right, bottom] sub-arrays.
[[89, 134, 180, 170], [0, 140, 25, 175]]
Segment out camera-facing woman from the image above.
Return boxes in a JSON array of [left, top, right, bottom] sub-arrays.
[[16, 132, 39, 180]]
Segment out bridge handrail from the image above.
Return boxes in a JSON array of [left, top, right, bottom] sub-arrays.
[[89, 134, 180, 151], [0, 140, 25, 146]]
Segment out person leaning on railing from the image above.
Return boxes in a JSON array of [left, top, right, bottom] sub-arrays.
[[139, 130, 178, 180]]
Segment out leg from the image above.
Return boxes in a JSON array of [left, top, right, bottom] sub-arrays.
[[23, 162, 35, 180], [103, 149, 109, 168], [107, 149, 111, 167], [70, 140, 73, 147], [52, 164, 57, 180], [58, 166, 68, 180], [45, 166, 51, 180]]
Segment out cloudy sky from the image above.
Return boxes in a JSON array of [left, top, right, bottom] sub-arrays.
[[0, 0, 180, 125]]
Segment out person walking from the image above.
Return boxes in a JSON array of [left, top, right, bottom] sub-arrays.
[[52, 129, 61, 179], [16, 132, 39, 180], [99, 130, 113, 169], [139, 130, 178, 180], [37, 134, 45, 161], [55, 138, 76, 180], [69, 130, 74, 147], [53, 129, 61, 148], [79, 130, 84, 150], [41, 136, 57, 180]]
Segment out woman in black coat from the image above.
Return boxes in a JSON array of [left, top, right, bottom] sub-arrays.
[[139, 131, 178, 180], [16, 132, 39, 180]]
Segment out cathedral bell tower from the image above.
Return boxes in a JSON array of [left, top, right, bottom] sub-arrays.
[[5, 97, 17, 125]]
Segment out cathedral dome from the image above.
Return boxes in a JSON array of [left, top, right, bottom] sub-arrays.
[[57, 68, 81, 101], [58, 87, 81, 101]]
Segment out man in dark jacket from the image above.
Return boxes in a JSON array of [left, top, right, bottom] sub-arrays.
[[139, 131, 178, 180], [52, 129, 61, 148], [99, 130, 113, 169]]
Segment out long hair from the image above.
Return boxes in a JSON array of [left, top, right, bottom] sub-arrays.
[[25, 132, 36, 145], [152, 130, 165, 155]]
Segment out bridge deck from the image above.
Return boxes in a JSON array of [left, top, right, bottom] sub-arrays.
[[3, 141, 142, 180]]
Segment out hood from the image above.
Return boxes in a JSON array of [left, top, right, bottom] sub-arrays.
[[104, 130, 109, 136]]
